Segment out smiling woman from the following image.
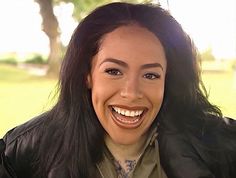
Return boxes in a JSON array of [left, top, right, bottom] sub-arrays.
[[0, 2, 236, 178], [87, 26, 167, 173], [88, 25, 166, 147]]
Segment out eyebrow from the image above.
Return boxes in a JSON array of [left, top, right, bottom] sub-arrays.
[[100, 58, 164, 71], [141, 63, 164, 71]]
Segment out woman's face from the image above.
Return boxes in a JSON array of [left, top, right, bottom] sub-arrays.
[[88, 25, 167, 145]]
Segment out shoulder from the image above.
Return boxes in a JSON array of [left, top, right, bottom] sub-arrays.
[[4, 113, 47, 144], [198, 116, 236, 154], [158, 115, 236, 178], [158, 131, 215, 178], [3, 112, 48, 150], [2, 113, 49, 177], [158, 115, 236, 150]]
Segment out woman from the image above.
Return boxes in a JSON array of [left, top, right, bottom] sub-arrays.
[[0, 2, 236, 178]]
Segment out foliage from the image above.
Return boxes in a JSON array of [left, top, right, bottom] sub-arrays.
[[53, 0, 153, 20], [34, 0, 156, 76], [232, 60, 236, 70], [0, 58, 17, 65], [25, 54, 47, 64], [0, 55, 18, 65], [200, 47, 216, 61]]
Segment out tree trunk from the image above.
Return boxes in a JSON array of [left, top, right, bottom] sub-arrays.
[[35, 0, 62, 76]]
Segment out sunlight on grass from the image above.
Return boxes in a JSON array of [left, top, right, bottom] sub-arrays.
[[202, 71, 236, 118], [0, 64, 57, 137]]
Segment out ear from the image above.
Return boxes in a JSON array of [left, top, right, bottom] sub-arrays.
[[86, 74, 92, 89]]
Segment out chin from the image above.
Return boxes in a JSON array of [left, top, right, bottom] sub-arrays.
[[110, 133, 142, 145]]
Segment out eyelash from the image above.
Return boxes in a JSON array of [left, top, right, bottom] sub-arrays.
[[143, 73, 160, 80], [104, 68, 122, 76], [104, 68, 160, 80]]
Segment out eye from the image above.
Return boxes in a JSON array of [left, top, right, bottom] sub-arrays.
[[105, 68, 122, 76], [143, 73, 160, 80]]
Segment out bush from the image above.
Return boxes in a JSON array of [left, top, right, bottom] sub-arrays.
[[25, 54, 47, 64], [0, 57, 17, 65], [200, 48, 216, 61], [232, 60, 236, 70]]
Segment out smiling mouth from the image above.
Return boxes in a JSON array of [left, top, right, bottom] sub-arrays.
[[111, 106, 145, 128]]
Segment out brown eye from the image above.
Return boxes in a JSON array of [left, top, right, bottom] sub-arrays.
[[105, 68, 122, 76], [144, 73, 160, 80]]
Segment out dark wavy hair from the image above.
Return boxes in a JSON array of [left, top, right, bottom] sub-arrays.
[[37, 2, 222, 177]]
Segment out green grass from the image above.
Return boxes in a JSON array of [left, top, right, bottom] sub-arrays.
[[202, 71, 236, 118], [0, 64, 235, 137], [0, 64, 57, 137]]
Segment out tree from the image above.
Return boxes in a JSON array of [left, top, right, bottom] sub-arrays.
[[35, 0, 61, 76], [35, 0, 153, 76], [35, 0, 113, 76]]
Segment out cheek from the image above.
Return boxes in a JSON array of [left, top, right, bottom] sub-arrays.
[[90, 81, 117, 130], [91, 78, 115, 113], [91, 87, 107, 126], [148, 83, 165, 111], [91, 85, 106, 109]]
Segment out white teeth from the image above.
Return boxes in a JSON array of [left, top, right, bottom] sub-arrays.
[[116, 117, 139, 124], [130, 111, 135, 117], [121, 110, 125, 115], [113, 107, 144, 117]]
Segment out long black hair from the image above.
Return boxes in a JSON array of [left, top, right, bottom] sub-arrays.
[[37, 2, 222, 177]]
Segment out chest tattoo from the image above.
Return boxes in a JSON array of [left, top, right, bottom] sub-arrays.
[[114, 159, 137, 178]]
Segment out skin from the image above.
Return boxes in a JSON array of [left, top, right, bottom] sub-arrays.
[[87, 24, 167, 171]]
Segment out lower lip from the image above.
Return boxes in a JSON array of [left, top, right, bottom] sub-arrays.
[[110, 108, 144, 129]]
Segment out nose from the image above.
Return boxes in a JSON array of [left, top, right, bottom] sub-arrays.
[[120, 78, 143, 100]]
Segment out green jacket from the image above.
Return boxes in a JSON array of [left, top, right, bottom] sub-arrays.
[[95, 127, 167, 178]]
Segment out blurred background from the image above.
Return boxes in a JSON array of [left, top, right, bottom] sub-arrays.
[[0, 0, 236, 137]]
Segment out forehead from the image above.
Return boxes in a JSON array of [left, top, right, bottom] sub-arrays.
[[93, 25, 166, 69]]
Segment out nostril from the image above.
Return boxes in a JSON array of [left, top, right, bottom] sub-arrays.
[[120, 79, 143, 99], [120, 88, 143, 99]]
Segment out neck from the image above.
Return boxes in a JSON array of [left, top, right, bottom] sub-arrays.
[[105, 134, 147, 166]]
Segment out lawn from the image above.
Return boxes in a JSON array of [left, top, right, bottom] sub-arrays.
[[0, 64, 235, 137], [202, 71, 236, 118], [0, 64, 57, 137]]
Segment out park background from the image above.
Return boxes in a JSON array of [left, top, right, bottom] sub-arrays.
[[0, 0, 236, 137]]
